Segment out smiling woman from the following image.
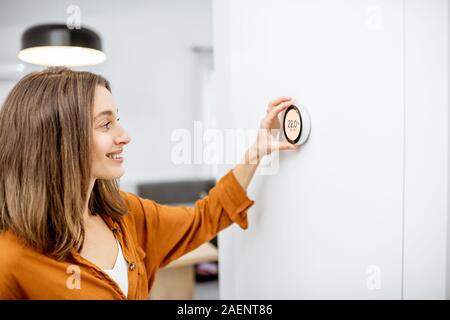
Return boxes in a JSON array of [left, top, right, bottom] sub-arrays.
[[0, 67, 128, 261], [0, 67, 297, 299]]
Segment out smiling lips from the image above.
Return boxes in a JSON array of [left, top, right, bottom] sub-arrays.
[[106, 150, 123, 162]]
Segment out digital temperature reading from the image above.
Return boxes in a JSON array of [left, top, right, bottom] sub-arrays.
[[282, 104, 311, 145], [283, 105, 302, 143], [286, 119, 299, 129]]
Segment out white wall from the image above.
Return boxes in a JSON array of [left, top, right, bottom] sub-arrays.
[[404, 0, 449, 299], [215, 0, 449, 299], [0, 0, 213, 192]]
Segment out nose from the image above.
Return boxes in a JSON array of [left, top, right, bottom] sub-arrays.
[[114, 126, 131, 146]]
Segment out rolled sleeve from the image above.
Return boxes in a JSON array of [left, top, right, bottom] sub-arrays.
[[215, 169, 255, 230]]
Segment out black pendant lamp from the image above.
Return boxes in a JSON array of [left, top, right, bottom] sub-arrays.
[[18, 24, 106, 67]]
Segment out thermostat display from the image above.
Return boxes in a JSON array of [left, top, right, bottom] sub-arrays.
[[282, 104, 311, 145]]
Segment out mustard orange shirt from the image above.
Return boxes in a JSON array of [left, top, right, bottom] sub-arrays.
[[0, 170, 254, 299]]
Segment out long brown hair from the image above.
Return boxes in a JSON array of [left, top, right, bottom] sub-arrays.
[[0, 67, 128, 260]]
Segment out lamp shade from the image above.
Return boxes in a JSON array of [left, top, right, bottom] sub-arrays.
[[18, 24, 106, 67]]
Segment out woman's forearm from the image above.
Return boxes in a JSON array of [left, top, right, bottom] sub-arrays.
[[231, 96, 296, 190], [232, 145, 261, 190]]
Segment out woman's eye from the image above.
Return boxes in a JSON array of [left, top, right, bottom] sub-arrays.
[[101, 117, 119, 130], [103, 121, 112, 129]]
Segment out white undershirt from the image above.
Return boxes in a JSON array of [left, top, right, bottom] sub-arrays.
[[102, 239, 129, 297]]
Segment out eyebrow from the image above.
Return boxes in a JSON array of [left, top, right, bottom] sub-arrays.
[[94, 108, 119, 121]]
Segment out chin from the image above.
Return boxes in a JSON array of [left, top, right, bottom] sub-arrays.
[[110, 171, 125, 180], [96, 169, 125, 180]]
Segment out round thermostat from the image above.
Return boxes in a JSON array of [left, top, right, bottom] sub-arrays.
[[282, 104, 311, 145]]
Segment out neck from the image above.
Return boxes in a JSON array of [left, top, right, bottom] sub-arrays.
[[84, 179, 96, 221]]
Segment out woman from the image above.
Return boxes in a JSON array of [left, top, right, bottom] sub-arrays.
[[0, 67, 297, 299]]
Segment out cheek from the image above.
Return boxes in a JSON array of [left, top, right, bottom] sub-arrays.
[[92, 133, 111, 160]]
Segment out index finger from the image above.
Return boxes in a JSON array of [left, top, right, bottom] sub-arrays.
[[266, 99, 294, 121], [268, 96, 292, 108]]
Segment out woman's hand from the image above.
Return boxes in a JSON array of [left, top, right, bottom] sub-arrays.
[[248, 96, 299, 163], [233, 96, 300, 190]]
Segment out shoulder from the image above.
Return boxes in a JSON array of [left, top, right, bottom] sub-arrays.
[[0, 231, 24, 293], [120, 190, 157, 213], [118, 191, 163, 251], [0, 231, 24, 268], [119, 190, 159, 225]]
